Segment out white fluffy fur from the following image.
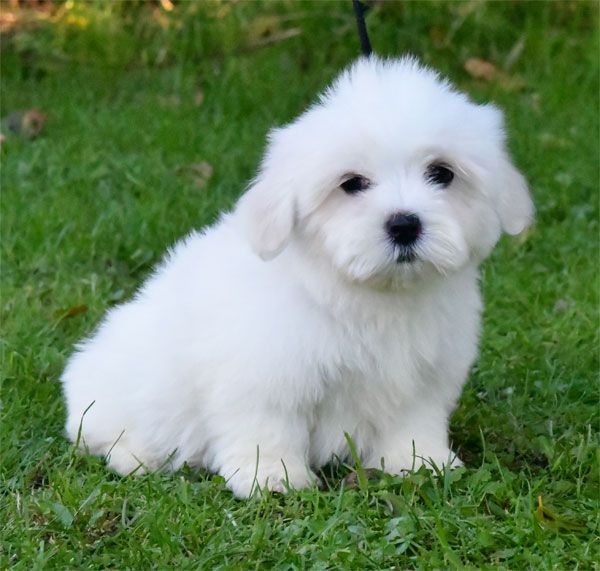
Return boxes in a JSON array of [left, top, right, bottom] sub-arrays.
[[61, 57, 533, 497]]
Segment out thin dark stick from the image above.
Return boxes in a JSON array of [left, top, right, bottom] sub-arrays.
[[352, 0, 372, 57]]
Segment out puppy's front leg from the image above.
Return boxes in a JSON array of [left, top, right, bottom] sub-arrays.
[[363, 401, 461, 475], [208, 406, 318, 498]]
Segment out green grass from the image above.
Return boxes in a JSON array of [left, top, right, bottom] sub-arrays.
[[1, 1, 598, 568]]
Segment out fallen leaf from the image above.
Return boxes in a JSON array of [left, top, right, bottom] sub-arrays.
[[3, 109, 47, 139], [535, 495, 584, 530], [152, 9, 171, 30], [191, 161, 213, 183], [464, 58, 527, 91], [193, 88, 204, 107], [177, 161, 214, 189], [496, 72, 527, 91], [464, 58, 497, 81], [247, 14, 302, 48], [54, 304, 88, 320], [0, 11, 17, 34], [248, 28, 302, 49], [429, 26, 446, 48], [248, 15, 281, 41]]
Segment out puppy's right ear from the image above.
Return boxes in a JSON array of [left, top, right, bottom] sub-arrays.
[[236, 163, 296, 261]]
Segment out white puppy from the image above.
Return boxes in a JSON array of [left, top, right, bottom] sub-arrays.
[[62, 57, 533, 498]]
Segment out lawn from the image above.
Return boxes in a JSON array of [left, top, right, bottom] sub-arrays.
[[1, 1, 598, 568]]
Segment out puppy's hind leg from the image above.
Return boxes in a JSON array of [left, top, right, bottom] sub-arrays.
[[73, 428, 153, 475]]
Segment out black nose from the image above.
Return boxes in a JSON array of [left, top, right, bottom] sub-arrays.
[[385, 213, 422, 246]]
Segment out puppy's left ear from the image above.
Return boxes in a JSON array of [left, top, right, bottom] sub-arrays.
[[494, 154, 534, 235], [237, 126, 305, 260], [237, 174, 295, 260]]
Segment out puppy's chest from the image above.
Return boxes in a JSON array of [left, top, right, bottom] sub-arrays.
[[323, 305, 441, 399]]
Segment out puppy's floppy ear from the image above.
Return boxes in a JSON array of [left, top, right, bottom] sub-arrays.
[[237, 175, 295, 260], [493, 153, 534, 235], [237, 128, 297, 260]]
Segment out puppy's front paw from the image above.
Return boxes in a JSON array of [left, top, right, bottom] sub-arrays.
[[224, 459, 319, 498]]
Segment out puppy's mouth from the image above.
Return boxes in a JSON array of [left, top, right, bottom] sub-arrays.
[[396, 250, 417, 264]]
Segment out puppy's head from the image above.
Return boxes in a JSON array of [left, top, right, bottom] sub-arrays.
[[238, 57, 533, 285]]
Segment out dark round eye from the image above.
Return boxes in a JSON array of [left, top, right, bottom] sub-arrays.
[[426, 163, 454, 187], [340, 175, 371, 194]]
